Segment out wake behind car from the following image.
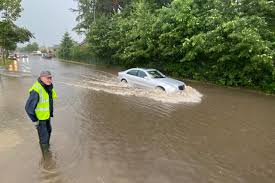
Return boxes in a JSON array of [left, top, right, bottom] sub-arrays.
[[118, 68, 186, 93]]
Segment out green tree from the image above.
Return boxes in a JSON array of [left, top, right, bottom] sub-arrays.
[[73, 0, 171, 33], [0, 0, 33, 63], [86, 16, 114, 58], [58, 32, 74, 60], [86, 0, 159, 66], [113, 0, 157, 66], [20, 42, 39, 52], [0, 0, 22, 20], [0, 20, 32, 62], [70, 44, 91, 61], [73, 0, 134, 33], [155, 0, 274, 91]]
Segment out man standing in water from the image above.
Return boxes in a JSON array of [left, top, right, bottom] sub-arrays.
[[25, 71, 57, 155]]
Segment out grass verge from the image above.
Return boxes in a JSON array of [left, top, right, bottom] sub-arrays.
[[0, 59, 13, 68]]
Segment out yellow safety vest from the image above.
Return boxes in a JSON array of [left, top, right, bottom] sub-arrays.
[[29, 81, 57, 120]]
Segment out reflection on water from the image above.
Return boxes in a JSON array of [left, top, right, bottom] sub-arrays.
[[39, 149, 64, 183], [0, 57, 32, 77], [22, 57, 29, 63], [8, 60, 18, 71]]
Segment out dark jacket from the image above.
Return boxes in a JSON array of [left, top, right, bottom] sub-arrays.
[[25, 78, 54, 122]]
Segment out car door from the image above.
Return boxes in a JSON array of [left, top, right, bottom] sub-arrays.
[[135, 70, 154, 89], [125, 69, 139, 87]]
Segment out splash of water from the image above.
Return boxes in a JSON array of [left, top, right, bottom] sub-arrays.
[[57, 73, 203, 104]]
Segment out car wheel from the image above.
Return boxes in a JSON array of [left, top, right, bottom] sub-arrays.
[[121, 79, 128, 86], [155, 86, 165, 92]]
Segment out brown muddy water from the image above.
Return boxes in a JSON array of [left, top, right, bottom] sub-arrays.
[[0, 56, 274, 183]]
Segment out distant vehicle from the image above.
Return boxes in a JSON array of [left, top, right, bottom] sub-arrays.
[[32, 51, 42, 56], [118, 68, 186, 93], [21, 54, 28, 58], [41, 53, 52, 59], [8, 54, 19, 60]]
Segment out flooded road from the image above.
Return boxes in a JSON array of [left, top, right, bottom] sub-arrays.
[[0, 56, 274, 183]]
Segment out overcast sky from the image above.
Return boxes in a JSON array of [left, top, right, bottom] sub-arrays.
[[16, 0, 83, 47]]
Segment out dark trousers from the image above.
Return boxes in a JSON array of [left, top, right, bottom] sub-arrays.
[[37, 119, 52, 145]]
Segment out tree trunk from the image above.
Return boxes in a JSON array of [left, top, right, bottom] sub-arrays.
[[2, 50, 5, 65]]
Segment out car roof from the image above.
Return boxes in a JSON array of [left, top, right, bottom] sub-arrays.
[[127, 68, 157, 72]]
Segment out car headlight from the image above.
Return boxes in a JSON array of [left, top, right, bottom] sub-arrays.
[[163, 85, 177, 92]]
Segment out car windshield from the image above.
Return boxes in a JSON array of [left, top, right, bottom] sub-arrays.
[[147, 70, 165, 78]]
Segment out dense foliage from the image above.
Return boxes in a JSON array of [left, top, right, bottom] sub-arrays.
[[57, 32, 75, 60], [69, 0, 275, 92], [0, 0, 22, 20], [72, 0, 171, 33], [18, 42, 39, 52]]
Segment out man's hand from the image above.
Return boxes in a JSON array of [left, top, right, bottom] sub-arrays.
[[33, 121, 39, 128]]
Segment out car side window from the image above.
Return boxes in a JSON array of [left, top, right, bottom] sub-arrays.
[[137, 71, 147, 78], [127, 70, 138, 76]]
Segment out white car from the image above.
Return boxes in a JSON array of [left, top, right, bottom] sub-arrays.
[[118, 68, 186, 93]]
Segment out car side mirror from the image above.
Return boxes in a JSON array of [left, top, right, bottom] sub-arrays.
[[144, 76, 149, 79]]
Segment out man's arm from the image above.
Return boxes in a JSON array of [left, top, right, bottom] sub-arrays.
[[25, 91, 39, 122]]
